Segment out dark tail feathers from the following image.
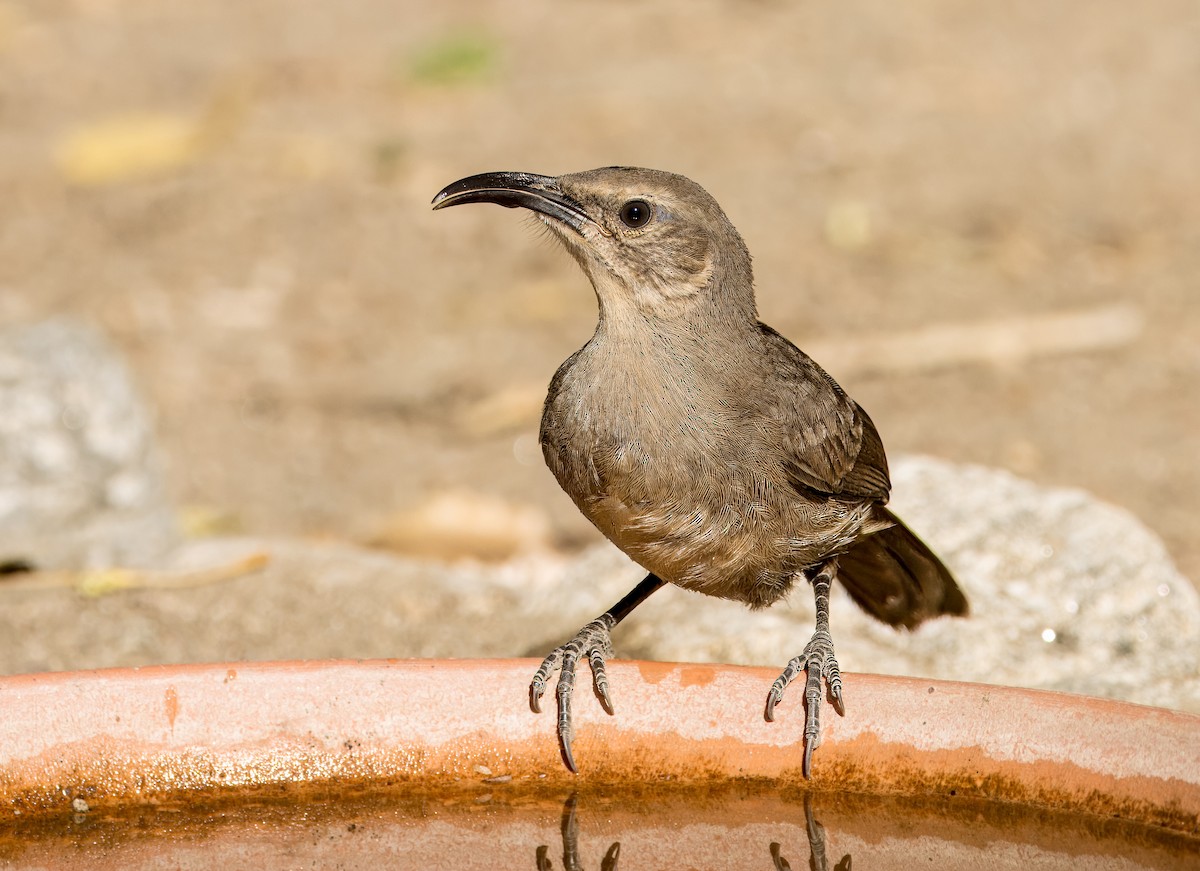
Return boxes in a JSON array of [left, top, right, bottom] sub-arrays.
[[837, 506, 968, 629]]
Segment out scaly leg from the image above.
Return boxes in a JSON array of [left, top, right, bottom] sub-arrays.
[[530, 573, 665, 772], [764, 559, 845, 778]]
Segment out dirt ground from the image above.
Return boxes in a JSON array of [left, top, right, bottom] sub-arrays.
[[1, 1, 1197, 583]]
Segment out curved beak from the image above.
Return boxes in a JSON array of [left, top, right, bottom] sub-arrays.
[[431, 171, 591, 234]]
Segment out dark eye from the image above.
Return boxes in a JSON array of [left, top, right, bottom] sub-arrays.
[[619, 199, 653, 229]]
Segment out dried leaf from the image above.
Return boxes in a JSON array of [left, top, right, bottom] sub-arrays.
[[55, 113, 204, 186]]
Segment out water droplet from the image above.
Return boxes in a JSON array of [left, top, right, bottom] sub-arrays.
[[1041, 628, 1057, 643]]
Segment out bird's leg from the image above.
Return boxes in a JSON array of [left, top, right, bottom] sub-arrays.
[[764, 558, 845, 778], [530, 573, 665, 773]]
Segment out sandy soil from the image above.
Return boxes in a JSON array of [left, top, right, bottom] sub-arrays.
[[1, 1, 1196, 582]]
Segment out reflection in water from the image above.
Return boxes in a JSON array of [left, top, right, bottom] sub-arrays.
[[771, 795, 852, 871], [3, 784, 1190, 868], [536, 793, 620, 871], [538, 793, 852, 871]]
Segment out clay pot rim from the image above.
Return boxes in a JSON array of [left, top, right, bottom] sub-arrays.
[[1, 658, 1197, 836]]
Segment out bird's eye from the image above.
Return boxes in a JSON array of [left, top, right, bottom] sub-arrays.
[[618, 199, 653, 229]]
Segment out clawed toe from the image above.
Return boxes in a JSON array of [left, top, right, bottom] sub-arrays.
[[767, 630, 845, 778], [530, 651, 560, 714], [529, 615, 617, 773]]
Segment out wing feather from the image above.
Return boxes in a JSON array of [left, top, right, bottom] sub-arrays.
[[757, 323, 891, 503]]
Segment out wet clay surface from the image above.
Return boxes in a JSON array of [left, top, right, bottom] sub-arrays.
[[0, 786, 1195, 871], [1, 662, 1196, 837]]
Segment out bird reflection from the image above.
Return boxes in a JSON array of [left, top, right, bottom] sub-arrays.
[[771, 794, 852, 871], [535, 793, 620, 871], [535, 792, 850, 870]]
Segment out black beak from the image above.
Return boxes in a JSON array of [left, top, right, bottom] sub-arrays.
[[431, 171, 591, 233]]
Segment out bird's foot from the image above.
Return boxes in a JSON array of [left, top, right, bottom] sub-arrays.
[[764, 626, 845, 778], [529, 614, 617, 773]]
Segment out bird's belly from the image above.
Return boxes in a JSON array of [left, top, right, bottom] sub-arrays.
[[573, 474, 874, 610]]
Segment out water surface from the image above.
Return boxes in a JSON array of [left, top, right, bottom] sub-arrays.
[[1, 784, 1194, 870]]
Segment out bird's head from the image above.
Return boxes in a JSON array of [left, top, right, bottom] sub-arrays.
[[432, 167, 756, 326]]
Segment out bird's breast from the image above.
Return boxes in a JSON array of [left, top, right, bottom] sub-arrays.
[[539, 347, 873, 607]]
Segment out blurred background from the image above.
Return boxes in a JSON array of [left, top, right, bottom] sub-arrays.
[[0, 0, 1196, 586]]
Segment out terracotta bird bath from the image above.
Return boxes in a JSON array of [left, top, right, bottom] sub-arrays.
[[0, 660, 1196, 869]]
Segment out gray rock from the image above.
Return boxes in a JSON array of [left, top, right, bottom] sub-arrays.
[[0, 320, 177, 569]]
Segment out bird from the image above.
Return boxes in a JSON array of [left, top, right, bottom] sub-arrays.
[[431, 167, 968, 776]]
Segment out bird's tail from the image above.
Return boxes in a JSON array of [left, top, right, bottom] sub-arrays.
[[836, 506, 968, 629]]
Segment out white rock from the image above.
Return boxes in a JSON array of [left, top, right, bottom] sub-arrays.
[[0, 320, 177, 569]]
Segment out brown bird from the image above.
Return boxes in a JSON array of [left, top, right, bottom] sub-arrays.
[[431, 167, 967, 776]]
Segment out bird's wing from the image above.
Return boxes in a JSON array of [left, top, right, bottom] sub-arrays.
[[757, 323, 891, 502]]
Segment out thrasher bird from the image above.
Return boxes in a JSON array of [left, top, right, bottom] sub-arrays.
[[432, 167, 967, 776]]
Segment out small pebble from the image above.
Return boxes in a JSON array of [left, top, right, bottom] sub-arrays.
[[71, 798, 89, 813]]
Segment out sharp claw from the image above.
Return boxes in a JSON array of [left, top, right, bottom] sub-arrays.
[[530, 680, 544, 714], [559, 730, 578, 774], [596, 683, 614, 716], [764, 688, 779, 722], [803, 737, 814, 779], [831, 685, 845, 717]]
